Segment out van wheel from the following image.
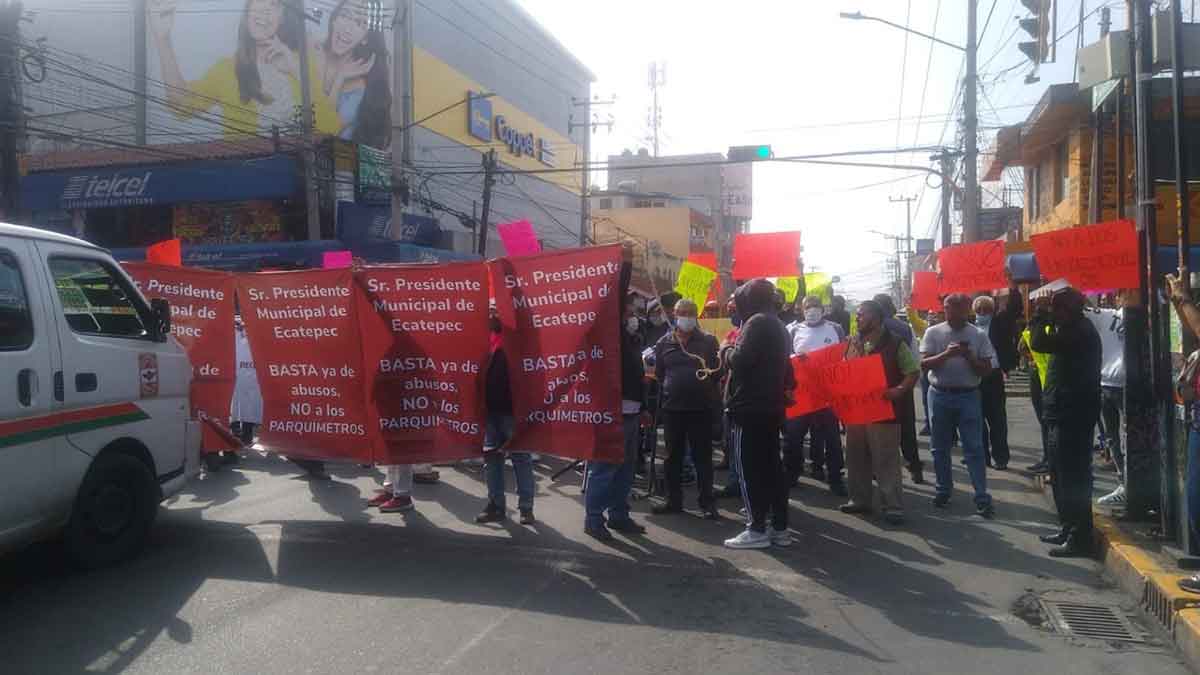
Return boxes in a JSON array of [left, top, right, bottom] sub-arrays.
[[64, 452, 159, 569]]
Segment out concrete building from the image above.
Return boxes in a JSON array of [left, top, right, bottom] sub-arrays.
[[606, 149, 725, 217], [589, 189, 715, 293]]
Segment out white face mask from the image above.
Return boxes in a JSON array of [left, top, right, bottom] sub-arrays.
[[675, 316, 698, 333], [625, 316, 640, 334], [804, 308, 824, 324]]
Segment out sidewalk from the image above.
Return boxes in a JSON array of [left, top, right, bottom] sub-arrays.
[[1020, 415, 1200, 671]]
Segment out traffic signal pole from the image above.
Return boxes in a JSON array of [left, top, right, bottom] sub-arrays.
[[963, 0, 980, 242]]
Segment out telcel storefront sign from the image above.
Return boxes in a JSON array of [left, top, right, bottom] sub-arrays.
[[467, 91, 556, 167], [62, 172, 153, 208]]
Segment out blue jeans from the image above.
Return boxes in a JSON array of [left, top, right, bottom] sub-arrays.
[[919, 371, 931, 429], [1188, 428, 1200, 554], [585, 414, 640, 529], [484, 414, 535, 510], [929, 387, 991, 506]]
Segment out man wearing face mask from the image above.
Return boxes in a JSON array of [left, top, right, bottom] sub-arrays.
[[783, 295, 847, 495], [973, 290, 1021, 470], [653, 298, 721, 518], [828, 295, 852, 337]]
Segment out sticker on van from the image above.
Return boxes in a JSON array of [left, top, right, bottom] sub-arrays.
[[139, 352, 159, 398]]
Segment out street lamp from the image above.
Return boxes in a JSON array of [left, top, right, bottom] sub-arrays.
[[839, 6, 979, 245]]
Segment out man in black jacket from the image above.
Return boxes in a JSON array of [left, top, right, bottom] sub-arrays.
[[722, 279, 797, 549], [653, 298, 720, 519], [973, 289, 1020, 469], [1031, 288, 1102, 557]]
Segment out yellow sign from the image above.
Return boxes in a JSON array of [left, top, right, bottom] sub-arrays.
[[804, 272, 833, 304], [675, 261, 717, 309], [776, 277, 800, 303]]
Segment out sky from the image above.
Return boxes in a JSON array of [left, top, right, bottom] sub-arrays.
[[517, 0, 1135, 301]]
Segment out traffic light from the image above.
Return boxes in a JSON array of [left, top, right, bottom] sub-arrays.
[[727, 145, 773, 162], [1017, 0, 1054, 65]]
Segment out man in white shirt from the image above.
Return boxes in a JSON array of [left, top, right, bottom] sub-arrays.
[[783, 295, 847, 496], [1087, 305, 1126, 507]]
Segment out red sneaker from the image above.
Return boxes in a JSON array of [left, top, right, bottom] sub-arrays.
[[379, 495, 415, 513], [366, 490, 392, 508]]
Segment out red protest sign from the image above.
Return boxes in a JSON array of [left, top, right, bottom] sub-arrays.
[[815, 354, 894, 425], [937, 240, 1006, 294], [786, 342, 845, 419], [146, 238, 182, 266], [497, 219, 542, 257], [236, 269, 375, 462], [910, 271, 942, 312], [1031, 219, 1139, 290], [357, 262, 490, 464], [732, 231, 801, 279], [124, 262, 236, 453], [489, 245, 624, 462]]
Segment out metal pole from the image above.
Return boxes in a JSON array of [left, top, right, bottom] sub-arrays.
[[134, 0, 147, 146], [1089, 108, 1104, 224], [477, 150, 496, 256], [0, 2, 22, 222], [1172, 0, 1191, 279], [939, 152, 954, 248], [296, 0, 320, 241], [390, 0, 413, 241], [580, 96, 590, 247], [962, 0, 979, 242]]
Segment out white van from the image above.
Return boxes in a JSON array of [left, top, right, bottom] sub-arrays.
[[0, 223, 200, 567]]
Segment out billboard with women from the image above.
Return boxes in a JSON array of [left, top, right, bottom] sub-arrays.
[[142, 0, 393, 148]]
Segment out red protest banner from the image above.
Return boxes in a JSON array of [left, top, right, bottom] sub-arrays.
[[236, 269, 375, 462], [936, 240, 1007, 294], [910, 271, 942, 312], [732, 231, 801, 279], [124, 262, 236, 453], [1031, 219, 1139, 290], [786, 343, 846, 419], [357, 262, 490, 464], [489, 245, 624, 462], [146, 238, 182, 266], [814, 354, 894, 425]]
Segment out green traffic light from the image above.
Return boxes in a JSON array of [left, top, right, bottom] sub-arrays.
[[756, 145, 771, 159]]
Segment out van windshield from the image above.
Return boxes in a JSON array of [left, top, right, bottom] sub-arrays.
[[49, 258, 149, 338]]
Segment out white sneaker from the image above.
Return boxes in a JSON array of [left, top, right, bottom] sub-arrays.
[[1097, 485, 1127, 507], [724, 528, 771, 549], [770, 528, 793, 547]]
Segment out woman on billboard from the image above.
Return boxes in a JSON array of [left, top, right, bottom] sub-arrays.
[[317, 0, 392, 149], [148, 0, 338, 137]]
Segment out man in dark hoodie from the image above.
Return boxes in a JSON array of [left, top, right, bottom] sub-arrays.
[[722, 278, 797, 549]]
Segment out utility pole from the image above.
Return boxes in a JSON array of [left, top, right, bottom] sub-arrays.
[[134, 0, 146, 146], [1171, 0, 1192, 549], [295, 0, 320, 241], [647, 61, 665, 157], [570, 95, 615, 248], [391, 0, 414, 240], [890, 194, 916, 299], [477, 149, 496, 256], [0, 1, 22, 222], [932, 149, 958, 248], [962, 0, 980, 242]]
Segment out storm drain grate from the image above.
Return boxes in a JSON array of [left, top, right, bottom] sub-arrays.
[[1039, 600, 1145, 643]]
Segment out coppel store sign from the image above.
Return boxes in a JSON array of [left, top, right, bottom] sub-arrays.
[[467, 91, 556, 167]]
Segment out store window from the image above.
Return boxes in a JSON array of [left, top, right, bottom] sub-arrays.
[[48, 257, 151, 339], [0, 249, 33, 351], [1055, 142, 1069, 204], [598, 198, 613, 209], [1028, 167, 1041, 220]]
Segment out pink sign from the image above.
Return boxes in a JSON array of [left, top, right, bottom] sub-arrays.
[[322, 250, 353, 269], [497, 220, 542, 257]]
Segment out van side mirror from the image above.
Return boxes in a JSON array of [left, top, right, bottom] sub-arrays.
[[150, 298, 171, 342]]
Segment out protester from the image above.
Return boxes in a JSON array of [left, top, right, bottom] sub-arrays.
[[829, 295, 852, 336], [1167, 272, 1200, 591], [476, 302, 535, 525], [840, 300, 920, 525], [722, 279, 796, 549], [230, 314, 262, 456], [1020, 327, 1051, 474], [585, 278, 649, 542], [1030, 288, 1101, 557], [652, 298, 720, 519], [716, 296, 744, 499], [703, 300, 720, 318], [373, 465, 416, 512], [920, 293, 996, 518], [643, 292, 680, 347], [906, 305, 933, 441], [875, 293, 922, 484], [973, 289, 1021, 470], [784, 295, 847, 495], [777, 288, 799, 326], [1089, 302, 1127, 507]]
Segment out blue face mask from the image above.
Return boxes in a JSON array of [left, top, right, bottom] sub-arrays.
[[976, 314, 993, 329]]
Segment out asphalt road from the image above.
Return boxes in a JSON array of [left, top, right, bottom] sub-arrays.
[[1, 398, 1191, 674]]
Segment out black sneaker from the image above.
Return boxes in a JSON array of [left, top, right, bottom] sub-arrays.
[[701, 504, 720, 520], [519, 508, 536, 525], [651, 503, 684, 515], [1026, 461, 1050, 474], [976, 502, 995, 519], [932, 494, 951, 509], [608, 518, 646, 535], [585, 524, 614, 542], [909, 464, 925, 484], [475, 503, 505, 524]]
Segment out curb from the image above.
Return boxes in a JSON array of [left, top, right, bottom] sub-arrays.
[[1033, 473, 1200, 669]]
